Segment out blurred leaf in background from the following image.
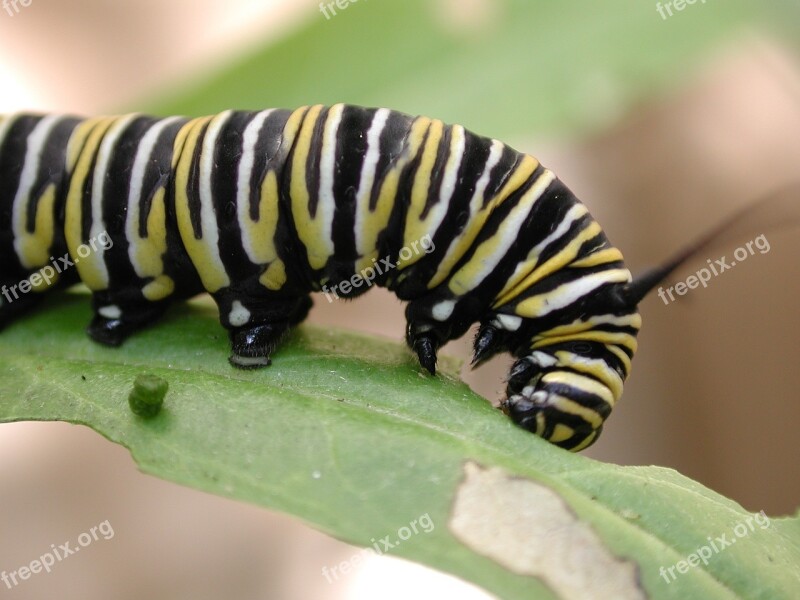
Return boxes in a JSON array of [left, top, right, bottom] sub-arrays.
[[149, 0, 792, 140]]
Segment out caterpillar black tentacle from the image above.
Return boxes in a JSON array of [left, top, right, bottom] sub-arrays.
[[0, 104, 771, 451]]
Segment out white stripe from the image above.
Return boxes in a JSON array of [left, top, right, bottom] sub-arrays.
[[198, 110, 234, 276], [317, 104, 344, 259], [236, 109, 276, 264], [89, 114, 138, 283], [126, 116, 183, 276], [494, 314, 523, 331], [354, 108, 390, 255], [531, 350, 558, 367], [12, 115, 63, 267], [527, 269, 632, 317], [469, 140, 505, 214], [531, 203, 589, 258], [563, 313, 642, 330]]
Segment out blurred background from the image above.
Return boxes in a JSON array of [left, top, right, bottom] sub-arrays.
[[1, 0, 799, 598]]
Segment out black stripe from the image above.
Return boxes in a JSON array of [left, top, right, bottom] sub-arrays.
[[305, 106, 329, 220], [186, 120, 211, 240], [0, 116, 40, 237], [100, 116, 156, 289], [249, 109, 292, 222], [25, 117, 81, 234], [370, 109, 415, 211], [331, 106, 375, 265]]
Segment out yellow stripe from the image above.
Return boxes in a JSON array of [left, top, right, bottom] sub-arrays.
[[544, 313, 642, 338], [290, 104, 332, 271], [130, 186, 168, 278], [428, 153, 539, 289], [135, 187, 175, 301], [65, 116, 109, 174], [607, 344, 633, 377], [64, 116, 117, 291], [171, 118, 193, 170], [242, 168, 285, 290], [548, 423, 575, 444], [542, 376, 612, 421], [259, 259, 287, 291], [15, 183, 57, 268], [551, 396, 604, 429], [245, 166, 281, 265], [553, 351, 624, 403], [569, 247, 624, 269], [253, 107, 310, 290], [173, 115, 231, 293], [569, 429, 599, 452], [531, 330, 639, 356], [397, 118, 446, 270], [28, 268, 59, 293]]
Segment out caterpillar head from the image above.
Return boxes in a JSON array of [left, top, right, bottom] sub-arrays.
[[486, 235, 710, 450], [478, 282, 642, 451]]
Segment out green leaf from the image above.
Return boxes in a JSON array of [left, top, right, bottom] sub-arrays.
[[1, 291, 799, 599]]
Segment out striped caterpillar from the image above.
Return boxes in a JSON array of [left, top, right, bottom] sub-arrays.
[[0, 104, 736, 451]]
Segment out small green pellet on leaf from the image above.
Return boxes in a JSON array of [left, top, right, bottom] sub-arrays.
[[128, 374, 169, 418]]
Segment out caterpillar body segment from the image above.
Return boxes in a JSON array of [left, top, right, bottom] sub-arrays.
[[0, 104, 649, 451]]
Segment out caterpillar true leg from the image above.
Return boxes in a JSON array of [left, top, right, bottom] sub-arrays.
[[403, 294, 479, 375]]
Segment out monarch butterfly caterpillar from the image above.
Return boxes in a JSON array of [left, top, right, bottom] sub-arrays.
[[0, 104, 776, 450]]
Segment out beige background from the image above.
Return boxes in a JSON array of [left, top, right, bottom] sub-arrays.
[[0, 1, 798, 598]]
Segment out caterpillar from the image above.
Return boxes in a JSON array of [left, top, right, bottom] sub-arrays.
[[0, 104, 746, 451]]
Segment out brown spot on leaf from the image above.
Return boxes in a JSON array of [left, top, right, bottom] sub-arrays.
[[449, 462, 647, 600]]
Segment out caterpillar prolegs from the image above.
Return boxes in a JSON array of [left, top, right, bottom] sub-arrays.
[[0, 104, 720, 451]]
